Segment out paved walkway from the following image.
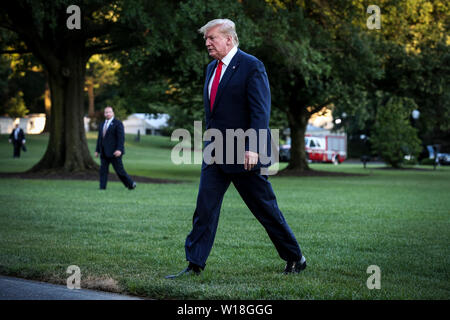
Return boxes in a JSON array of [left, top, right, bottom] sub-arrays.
[[0, 276, 142, 300]]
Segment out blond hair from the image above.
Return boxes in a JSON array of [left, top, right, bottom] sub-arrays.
[[198, 19, 239, 47]]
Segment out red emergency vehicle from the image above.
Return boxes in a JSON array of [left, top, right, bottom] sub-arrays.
[[305, 134, 347, 164]]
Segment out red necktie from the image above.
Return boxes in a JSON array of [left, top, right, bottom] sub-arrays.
[[210, 61, 223, 111]]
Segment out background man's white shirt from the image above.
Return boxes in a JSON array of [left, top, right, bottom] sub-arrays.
[[104, 117, 114, 131]]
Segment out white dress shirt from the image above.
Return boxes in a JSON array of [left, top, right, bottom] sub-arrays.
[[208, 46, 238, 98], [104, 117, 114, 130], [103, 117, 114, 136]]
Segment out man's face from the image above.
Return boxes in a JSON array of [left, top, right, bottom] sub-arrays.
[[204, 25, 233, 60], [104, 107, 114, 120]]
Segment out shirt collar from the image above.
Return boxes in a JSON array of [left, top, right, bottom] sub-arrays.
[[106, 117, 114, 123], [220, 46, 238, 67]]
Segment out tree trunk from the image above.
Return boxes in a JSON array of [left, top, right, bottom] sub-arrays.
[[87, 81, 98, 132], [43, 81, 51, 133], [30, 50, 98, 173], [87, 82, 95, 118], [285, 106, 311, 172]]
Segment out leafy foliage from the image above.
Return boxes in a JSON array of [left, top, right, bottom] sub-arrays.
[[371, 95, 422, 167], [5, 91, 29, 118], [0, 0, 448, 172]]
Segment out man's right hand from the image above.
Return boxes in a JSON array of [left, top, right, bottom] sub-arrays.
[[95, 152, 99, 158], [244, 151, 259, 171]]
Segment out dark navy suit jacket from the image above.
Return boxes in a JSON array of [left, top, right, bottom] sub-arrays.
[[9, 128, 25, 143], [203, 49, 272, 173], [96, 118, 125, 158]]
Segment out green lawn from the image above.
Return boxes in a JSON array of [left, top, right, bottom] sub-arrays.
[[0, 133, 449, 299], [0, 132, 201, 181]]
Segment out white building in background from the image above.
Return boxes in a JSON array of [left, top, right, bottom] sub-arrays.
[[0, 113, 46, 134], [25, 113, 46, 134], [0, 113, 169, 135], [0, 117, 14, 134], [122, 113, 169, 135]]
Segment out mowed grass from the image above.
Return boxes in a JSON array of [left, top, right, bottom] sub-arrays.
[[0, 132, 200, 181], [0, 133, 449, 299]]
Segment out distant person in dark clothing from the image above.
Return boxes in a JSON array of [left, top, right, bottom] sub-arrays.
[[95, 106, 136, 190], [8, 123, 26, 158]]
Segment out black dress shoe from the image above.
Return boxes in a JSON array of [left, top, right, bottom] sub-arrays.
[[284, 256, 307, 274], [165, 263, 202, 279], [128, 182, 136, 190]]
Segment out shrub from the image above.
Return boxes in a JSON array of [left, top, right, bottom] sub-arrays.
[[371, 96, 422, 168]]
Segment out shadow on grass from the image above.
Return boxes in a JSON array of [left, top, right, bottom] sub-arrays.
[[276, 168, 367, 177], [0, 171, 185, 184]]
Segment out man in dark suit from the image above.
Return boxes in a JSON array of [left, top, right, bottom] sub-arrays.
[[166, 19, 306, 278], [95, 106, 136, 190], [8, 123, 26, 158]]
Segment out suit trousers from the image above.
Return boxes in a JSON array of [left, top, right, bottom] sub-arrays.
[[99, 154, 134, 189], [13, 141, 22, 158], [185, 163, 302, 268]]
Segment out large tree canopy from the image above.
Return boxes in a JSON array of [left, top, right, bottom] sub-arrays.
[[245, 0, 383, 171], [333, 0, 450, 159], [1, 0, 447, 173], [0, 0, 173, 172], [114, 0, 383, 171]]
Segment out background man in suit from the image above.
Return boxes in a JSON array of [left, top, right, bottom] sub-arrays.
[[8, 123, 26, 158], [166, 19, 306, 279], [95, 106, 136, 190]]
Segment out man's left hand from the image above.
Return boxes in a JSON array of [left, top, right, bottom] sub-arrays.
[[244, 151, 258, 171], [113, 150, 122, 157]]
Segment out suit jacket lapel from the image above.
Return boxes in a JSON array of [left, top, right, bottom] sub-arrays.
[[104, 119, 114, 137], [204, 62, 216, 117], [211, 50, 241, 115]]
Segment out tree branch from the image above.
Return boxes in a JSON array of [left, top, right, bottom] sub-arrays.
[[0, 49, 32, 54], [0, 22, 15, 32], [86, 44, 126, 55], [86, 36, 144, 56]]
